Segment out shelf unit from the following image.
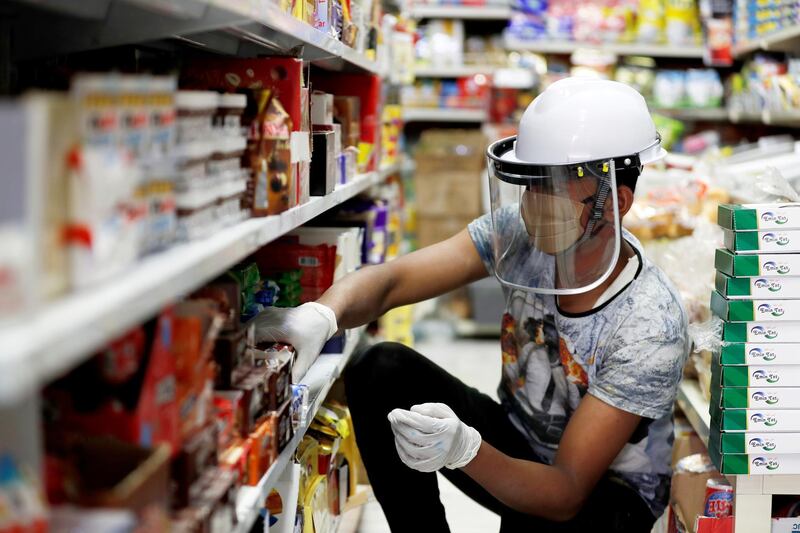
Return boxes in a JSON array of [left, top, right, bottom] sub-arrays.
[[733, 26, 800, 58], [9, 0, 382, 75], [503, 36, 706, 58], [414, 65, 497, 78], [403, 107, 488, 122], [406, 5, 513, 19], [676, 379, 710, 444], [0, 163, 401, 405], [234, 327, 366, 533], [653, 108, 730, 122]]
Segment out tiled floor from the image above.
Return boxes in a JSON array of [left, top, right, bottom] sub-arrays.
[[356, 338, 503, 533]]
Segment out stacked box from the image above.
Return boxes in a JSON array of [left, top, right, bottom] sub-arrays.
[[709, 203, 800, 474]]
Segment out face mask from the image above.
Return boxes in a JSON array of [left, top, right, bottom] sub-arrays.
[[520, 190, 586, 255]]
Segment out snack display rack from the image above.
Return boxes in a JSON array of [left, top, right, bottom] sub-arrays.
[[0, 163, 400, 406], [502, 36, 706, 58]]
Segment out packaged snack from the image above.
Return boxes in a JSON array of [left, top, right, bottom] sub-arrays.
[[724, 228, 800, 253], [175, 91, 217, 145], [710, 428, 800, 455], [710, 449, 800, 474], [711, 291, 800, 322], [719, 342, 800, 365], [713, 387, 800, 409], [311, 130, 336, 196], [713, 361, 800, 387], [722, 320, 800, 343], [711, 405, 800, 431], [703, 478, 733, 518], [715, 248, 800, 277], [715, 272, 800, 299]]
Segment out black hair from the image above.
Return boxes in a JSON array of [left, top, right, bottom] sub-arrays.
[[616, 165, 641, 194]]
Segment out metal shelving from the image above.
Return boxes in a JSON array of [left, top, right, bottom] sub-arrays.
[[676, 379, 711, 444], [733, 26, 800, 58], [0, 163, 400, 405], [414, 65, 497, 78], [403, 107, 488, 122], [406, 5, 512, 19], [503, 36, 705, 58], [234, 327, 365, 533]]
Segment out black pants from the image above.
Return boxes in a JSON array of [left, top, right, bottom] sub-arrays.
[[343, 342, 657, 533]]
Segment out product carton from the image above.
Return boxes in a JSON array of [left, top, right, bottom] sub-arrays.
[[711, 290, 800, 321], [710, 403, 800, 431], [417, 215, 475, 248], [721, 320, 800, 343], [709, 447, 800, 474], [310, 130, 336, 196], [712, 361, 800, 387], [712, 386, 800, 409], [715, 271, 800, 299], [414, 171, 483, 218], [723, 228, 800, 253], [715, 248, 800, 277], [718, 203, 800, 231], [718, 343, 800, 365], [709, 427, 800, 454]]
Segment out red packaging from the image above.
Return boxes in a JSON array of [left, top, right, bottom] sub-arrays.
[[213, 390, 244, 450], [703, 478, 733, 518], [253, 239, 336, 293], [695, 516, 733, 533]]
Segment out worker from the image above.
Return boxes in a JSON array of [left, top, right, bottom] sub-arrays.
[[256, 77, 689, 532]]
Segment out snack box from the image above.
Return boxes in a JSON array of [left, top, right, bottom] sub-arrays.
[[710, 427, 800, 455], [718, 343, 800, 365], [709, 447, 800, 475], [710, 404, 800, 431], [723, 228, 800, 253], [722, 320, 800, 343], [712, 362, 800, 387], [715, 248, 800, 277], [712, 386, 800, 409], [711, 291, 800, 322], [715, 271, 800, 299], [718, 203, 800, 231]]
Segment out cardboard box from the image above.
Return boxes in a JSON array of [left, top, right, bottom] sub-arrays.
[[712, 361, 800, 387], [414, 129, 487, 174], [417, 215, 475, 248], [414, 171, 483, 218], [715, 248, 800, 276], [710, 404, 800, 431], [722, 320, 800, 343], [709, 447, 800, 474], [719, 342, 800, 365], [715, 271, 800, 299], [713, 386, 800, 409], [718, 203, 800, 231], [310, 131, 336, 196], [724, 228, 800, 253], [671, 461, 719, 533], [709, 427, 800, 454], [711, 290, 800, 321]]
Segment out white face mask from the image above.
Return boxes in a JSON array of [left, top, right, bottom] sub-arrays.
[[520, 190, 586, 255]]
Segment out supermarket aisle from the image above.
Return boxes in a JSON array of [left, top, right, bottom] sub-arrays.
[[357, 338, 503, 533]]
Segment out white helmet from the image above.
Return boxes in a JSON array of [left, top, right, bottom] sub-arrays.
[[486, 77, 664, 296], [511, 77, 666, 166]]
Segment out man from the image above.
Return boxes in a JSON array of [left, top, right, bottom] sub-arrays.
[[256, 78, 689, 532]]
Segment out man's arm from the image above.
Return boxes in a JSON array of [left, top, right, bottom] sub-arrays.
[[318, 228, 489, 329], [462, 394, 642, 521]]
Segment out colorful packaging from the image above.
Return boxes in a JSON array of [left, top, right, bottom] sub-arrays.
[[711, 290, 800, 321], [718, 203, 800, 231], [723, 228, 800, 253], [716, 248, 800, 277], [714, 272, 800, 299], [703, 478, 733, 518]]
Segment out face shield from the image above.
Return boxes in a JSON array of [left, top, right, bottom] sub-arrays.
[[486, 136, 640, 295]]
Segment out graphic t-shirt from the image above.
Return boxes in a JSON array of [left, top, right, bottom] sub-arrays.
[[468, 212, 689, 516]]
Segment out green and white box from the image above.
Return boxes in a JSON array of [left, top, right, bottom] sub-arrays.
[[709, 428, 800, 454], [719, 343, 800, 365], [713, 387, 800, 409], [715, 271, 800, 299], [723, 228, 800, 253], [710, 448, 800, 474], [711, 291, 800, 322], [715, 248, 800, 277], [712, 364, 800, 387], [722, 321, 800, 343], [718, 203, 800, 231], [710, 406, 800, 431]]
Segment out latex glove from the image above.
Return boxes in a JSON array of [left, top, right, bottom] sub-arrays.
[[387, 403, 481, 473], [253, 302, 338, 382]]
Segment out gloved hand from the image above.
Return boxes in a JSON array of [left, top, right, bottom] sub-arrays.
[[253, 302, 338, 382], [387, 403, 482, 473]]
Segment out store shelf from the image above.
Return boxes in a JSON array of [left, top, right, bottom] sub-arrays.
[[676, 379, 710, 445], [414, 64, 497, 77], [403, 107, 488, 122], [0, 164, 399, 405], [503, 36, 705, 58], [733, 26, 800, 58], [406, 5, 512, 19], [9, 0, 381, 74], [729, 109, 800, 126], [234, 327, 365, 533], [652, 108, 730, 122]]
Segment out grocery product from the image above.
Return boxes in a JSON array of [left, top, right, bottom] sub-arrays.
[[718, 343, 800, 365], [724, 228, 800, 254], [713, 387, 800, 409], [715, 272, 800, 299], [718, 203, 800, 231], [713, 362, 800, 387], [711, 429, 800, 455], [703, 478, 733, 519], [711, 406, 800, 431], [709, 448, 800, 475], [711, 291, 800, 322], [715, 248, 800, 277]]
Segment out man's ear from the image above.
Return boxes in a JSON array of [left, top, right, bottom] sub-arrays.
[[616, 186, 635, 217]]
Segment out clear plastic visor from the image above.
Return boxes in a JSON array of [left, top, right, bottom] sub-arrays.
[[486, 137, 622, 295]]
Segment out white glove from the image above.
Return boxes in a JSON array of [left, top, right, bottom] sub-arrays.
[[253, 302, 338, 382], [387, 403, 482, 473]]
